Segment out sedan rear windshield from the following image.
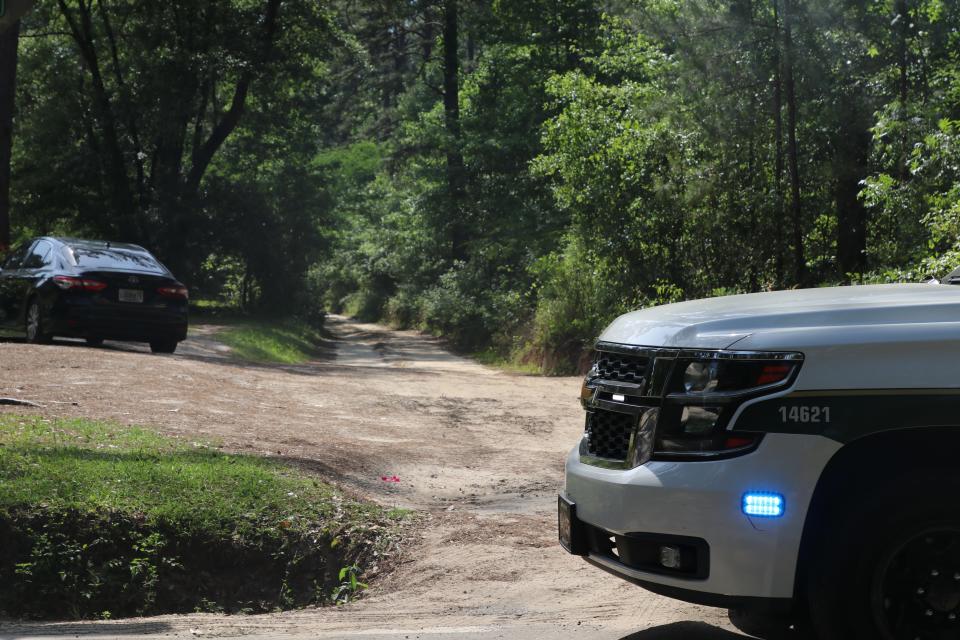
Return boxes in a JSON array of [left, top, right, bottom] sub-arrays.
[[64, 247, 168, 274]]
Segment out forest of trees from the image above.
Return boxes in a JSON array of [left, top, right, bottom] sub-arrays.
[[1, 0, 959, 371]]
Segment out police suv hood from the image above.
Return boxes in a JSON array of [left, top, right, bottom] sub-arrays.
[[599, 283, 960, 351]]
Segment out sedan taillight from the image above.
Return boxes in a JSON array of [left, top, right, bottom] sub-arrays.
[[53, 275, 107, 292], [157, 285, 188, 299]]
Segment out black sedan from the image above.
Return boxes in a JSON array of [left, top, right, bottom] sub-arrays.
[[0, 237, 188, 353]]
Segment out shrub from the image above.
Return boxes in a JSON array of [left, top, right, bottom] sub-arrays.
[[419, 265, 491, 349], [384, 285, 422, 329], [527, 236, 624, 373]]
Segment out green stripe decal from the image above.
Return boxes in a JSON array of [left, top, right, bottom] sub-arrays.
[[735, 391, 960, 442]]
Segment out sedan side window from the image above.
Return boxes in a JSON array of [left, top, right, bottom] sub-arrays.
[[38, 242, 53, 267], [2, 243, 31, 270], [22, 241, 52, 269]]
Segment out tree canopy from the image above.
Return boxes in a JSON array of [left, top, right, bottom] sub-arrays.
[[5, 0, 960, 370]]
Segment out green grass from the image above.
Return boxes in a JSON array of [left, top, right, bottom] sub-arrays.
[[472, 347, 543, 375], [0, 415, 384, 537], [188, 298, 242, 317], [0, 415, 404, 618], [215, 318, 329, 365]]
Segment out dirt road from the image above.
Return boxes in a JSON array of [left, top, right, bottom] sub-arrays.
[[0, 316, 748, 640]]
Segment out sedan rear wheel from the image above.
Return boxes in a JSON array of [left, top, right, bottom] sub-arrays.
[[25, 301, 51, 344], [150, 340, 178, 354]]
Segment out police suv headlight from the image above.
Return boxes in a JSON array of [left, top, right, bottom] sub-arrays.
[[580, 346, 803, 466], [654, 354, 802, 459], [683, 362, 720, 393], [680, 405, 722, 433]]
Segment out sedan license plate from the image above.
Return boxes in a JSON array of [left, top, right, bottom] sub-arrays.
[[118, 288, 143, 303]]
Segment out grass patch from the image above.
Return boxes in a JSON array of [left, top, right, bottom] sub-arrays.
[[189, 298, 238, 314], [0, 415, 404, 619], [472, 347, 543, 375], [216, 318, 330, 364]]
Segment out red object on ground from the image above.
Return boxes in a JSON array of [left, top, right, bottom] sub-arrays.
[[380, 475, 400, 483]]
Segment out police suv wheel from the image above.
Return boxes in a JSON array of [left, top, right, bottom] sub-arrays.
[[807, 483, 960, 640]]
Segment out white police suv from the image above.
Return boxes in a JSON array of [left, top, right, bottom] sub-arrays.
[[560, 283, 960, 640]]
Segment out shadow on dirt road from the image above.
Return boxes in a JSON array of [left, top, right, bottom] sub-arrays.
[[619, 621, 753, 639], [0, 620, 174, 639]]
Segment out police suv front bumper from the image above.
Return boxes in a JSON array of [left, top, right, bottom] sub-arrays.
[[562, 432, 840, 604]]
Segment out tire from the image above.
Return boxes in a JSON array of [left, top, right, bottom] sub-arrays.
[[85, 337, 104, 347], [149, 340, 178, 354], [24, 300, 51, 344], [806, 477, 960, 640]]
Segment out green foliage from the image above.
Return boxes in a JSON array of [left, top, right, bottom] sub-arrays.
[[13, 0, 342, 311], [313, 1, 960, 371], [528, 235, 686, 373], [0, 415, 404, 618], [471, 347, 543, 375], [216, 318, 331, 364], [417, 262, 504, 349], [530, 236, 623, 357], [864, 47, 960, 280], [331, 565, 368, 605], [383, 285, 422, 329], [12, 0, 960, 372], [533, 23, 695, 301]]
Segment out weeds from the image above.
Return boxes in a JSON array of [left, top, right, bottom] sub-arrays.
[[331, 565, 368, 604]]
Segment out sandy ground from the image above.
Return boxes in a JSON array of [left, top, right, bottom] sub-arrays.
[[0, 316, 750, 640]]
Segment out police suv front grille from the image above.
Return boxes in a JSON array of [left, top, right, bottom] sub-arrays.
[[585, 410, 637, 460], [595, 353, 649, 384]]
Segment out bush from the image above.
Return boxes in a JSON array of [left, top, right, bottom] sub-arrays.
[[526, 236, 624, 373], [341, 290, 388, 322], [384, 285, 422, 329], [419, 265, 491, 349], [1, 507, 351, 619], [527, 236, 687, 374]]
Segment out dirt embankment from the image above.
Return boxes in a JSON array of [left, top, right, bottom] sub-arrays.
[[0, 316, 744, 640]]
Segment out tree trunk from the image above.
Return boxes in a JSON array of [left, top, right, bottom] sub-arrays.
[[186, 0, 281, 194], [834, 170, 868, 277], [771, 3, 784, 289], [97, 0, 146, 209], [834, 105, 870, 277], [443, 0, 466, 261], [388, 22, 407, 108], [466, 32, 475, 71], [0, 19, 19, 252], [895, 0, 909, 180], [421, 20, 434, 63], [781, 0, 805, 286], [896, 0, 908, 107], [59, 0, 135, 237]]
